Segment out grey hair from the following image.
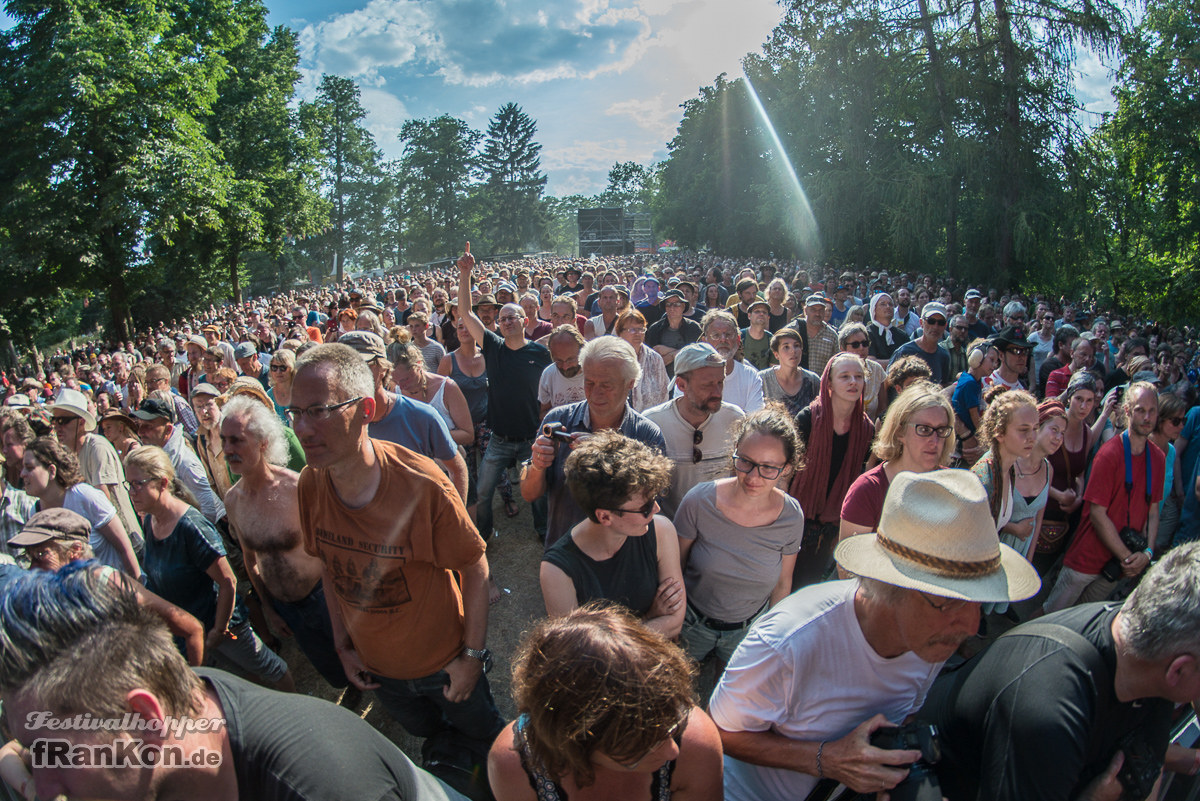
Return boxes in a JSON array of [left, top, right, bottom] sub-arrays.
[[838, 322, 869, 349], [580, 336, 641, 386], [1003, 300, 1027, 319], [220, 396, 289, 466], [949, 314, 967, 327], [700, 309, 739, 338], [294, 344, 374, 401], [1119, 542, 1200, 660]]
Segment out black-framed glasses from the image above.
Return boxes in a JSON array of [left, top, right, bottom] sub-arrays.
[[1006, 348, 1030, 357], [51, 416, 77, 426], [607, 498, 658, 518], [917, 591, 971, 614], [269, 364, 290, 372], [732, 454, 787, 480], [285, 397, 363, 423], [907, 422, 954, 439], [924, 318, 947, 327], [692, 428, 704, 464], [952, 325, 968, 332], [845, 339, 868, 349]]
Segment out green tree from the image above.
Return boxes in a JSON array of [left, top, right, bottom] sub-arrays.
[[399, 115, 480, 262], [0, 0, 243, 340], [599, 162, 655, 213], [301, 75, 380, 283], [478, 103, 547, 253]]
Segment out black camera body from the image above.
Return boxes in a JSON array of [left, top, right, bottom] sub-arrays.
[[1100, 526, 1148, 582], [869, 724, 943, 801], [1116, 730, 1161, 801]]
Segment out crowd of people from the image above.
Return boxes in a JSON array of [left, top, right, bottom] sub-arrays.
[[1, 244, 1199, 801]]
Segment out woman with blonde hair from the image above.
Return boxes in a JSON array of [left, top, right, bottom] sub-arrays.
[[839, 381, 955, 542], [125, 445, 294, 690], [265, 347, 296, 426], [488, 604, 723, 801]]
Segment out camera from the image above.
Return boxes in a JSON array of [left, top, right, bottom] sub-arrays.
[[542, 423, 577, 444], [1116, 730, 1161, 801], [1100, 527, 1148, 582], [869, 724, 943, 801]]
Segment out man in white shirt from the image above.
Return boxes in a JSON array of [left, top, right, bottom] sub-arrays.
[[671, 310, 763, 413], [710, 469, 1040, 801]]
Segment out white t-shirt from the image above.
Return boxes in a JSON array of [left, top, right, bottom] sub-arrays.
[[537, 365, 585, 411], [63, 483, 143, 572], [643, 399, 744, 518], [709, 580, 942, 801]]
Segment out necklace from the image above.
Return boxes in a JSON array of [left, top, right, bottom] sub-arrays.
[[1015, 457, 1043, 478]]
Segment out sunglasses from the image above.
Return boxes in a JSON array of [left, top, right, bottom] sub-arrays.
[[845, 340, 869, 349], [693, 428, 704, 464], [606, 498, 658, 518]]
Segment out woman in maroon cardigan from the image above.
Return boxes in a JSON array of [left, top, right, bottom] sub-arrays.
[[787, 352, 875, 589]]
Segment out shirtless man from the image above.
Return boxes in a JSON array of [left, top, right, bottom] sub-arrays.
[[219, 395, 351, 693]]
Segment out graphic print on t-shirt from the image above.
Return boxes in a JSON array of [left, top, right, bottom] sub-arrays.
[[318, 528, 411, 611]]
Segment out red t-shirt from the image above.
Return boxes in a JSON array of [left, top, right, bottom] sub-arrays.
[[841, 462, 891, 530], [1063, 435, 1163, 575]]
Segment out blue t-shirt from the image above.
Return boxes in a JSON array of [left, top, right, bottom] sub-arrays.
[[143, 507, 246, 630], [952, 372, 983, 435], [889, 339, 952, 386], [368, 392, 457, 461]]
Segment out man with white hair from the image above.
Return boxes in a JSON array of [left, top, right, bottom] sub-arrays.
[[221, 396, 350, 693], [522, 336, 665, 548], [676, 309, 764, 413], [710, 469, 1040, 801]]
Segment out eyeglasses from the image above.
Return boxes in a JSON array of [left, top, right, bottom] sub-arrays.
[[907, 422, 954, 439], [123, 477, 156, 492], [732, 454, 787, 480], [497, 315, 522, 323], [917, 591, 971, 614], [845, 339, 868, 349], [1008, 316, 1027, 322], [269, 364, 290, 372], [1167, 416, 1186, 425], [51, 416, 78, 427], [285, 397, 363, 423], [623, 327, 647, 335], [610, 716, 689, 770], [1005, 348, 1030, 357], [606, 498, 658, 518], [925, 318, 946, 326], [692, 428, 704, 464], [952, 325, 968, 332]]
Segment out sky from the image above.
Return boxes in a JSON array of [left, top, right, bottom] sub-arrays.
[[271, 0, 788, 196]]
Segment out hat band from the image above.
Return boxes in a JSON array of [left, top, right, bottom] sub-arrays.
[[877, 534, 1001, 578]]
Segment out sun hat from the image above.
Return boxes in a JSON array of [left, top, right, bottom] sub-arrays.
[[99, 409, 139, 433], [835, 469, 1041, 603], [46, 388, 96, 432]]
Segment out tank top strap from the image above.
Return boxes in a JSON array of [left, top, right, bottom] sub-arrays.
[[514, 715, 567, 801]]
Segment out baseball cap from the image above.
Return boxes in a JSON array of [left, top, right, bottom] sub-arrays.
[[921, 302, 949, 321], [338, 331, 387, 362], [132, 398, 175, 423], [964, 289, 984, 300], [674, 343, 726, 374], [189, 382, 221, 400], [234, 342, 257, 359]]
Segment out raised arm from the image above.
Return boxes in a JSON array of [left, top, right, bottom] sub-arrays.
[[456, 243, 486, 345]]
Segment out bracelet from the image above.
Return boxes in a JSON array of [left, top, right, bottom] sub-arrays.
[[816, 740, 827, 779], [1144, 547, 1154, 559]]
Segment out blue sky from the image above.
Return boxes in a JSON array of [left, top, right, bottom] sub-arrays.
[[271, 0, 789, 196]]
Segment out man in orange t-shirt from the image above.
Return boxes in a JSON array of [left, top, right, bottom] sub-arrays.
[[292, 342, 504, 787]]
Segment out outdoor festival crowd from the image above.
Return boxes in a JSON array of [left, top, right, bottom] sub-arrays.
[[1, 246, 1200, 801]]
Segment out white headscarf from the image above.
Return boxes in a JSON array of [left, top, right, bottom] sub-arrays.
[[869, 292, 895, 346]]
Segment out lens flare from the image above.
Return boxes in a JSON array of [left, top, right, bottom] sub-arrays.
[[742, 74, 821, 259]]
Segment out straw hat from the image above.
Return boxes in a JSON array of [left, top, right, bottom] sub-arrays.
[[835, 470, 1040, 603], [46, 388, 96, 432]]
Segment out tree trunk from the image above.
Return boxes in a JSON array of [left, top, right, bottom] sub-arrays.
[[227, 247, 243, 305], [993, 0, 1020, 284]]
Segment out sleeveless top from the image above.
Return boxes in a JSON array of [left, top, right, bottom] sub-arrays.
[[449, 352, 489, 426], [427, 379, 453, 433], [589, 313, 616, 336], [514, 714, 676, 801], [542, 521, 660, 616], [1046, 428, 1088, 521]]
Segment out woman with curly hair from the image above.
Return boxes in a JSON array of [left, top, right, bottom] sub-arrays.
[[488, 604, 723, 801], [20, 436, 143, 578], [540, 431, 685, 638]]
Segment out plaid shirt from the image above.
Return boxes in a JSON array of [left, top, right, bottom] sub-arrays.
[[803, 322, 840, 375]]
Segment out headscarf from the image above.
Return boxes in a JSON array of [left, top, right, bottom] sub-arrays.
[[869, 292, 895, 347], [1037, 398, 1066, 426], [789, 355, 876, 522]]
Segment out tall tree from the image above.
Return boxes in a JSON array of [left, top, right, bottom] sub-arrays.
[[301, 75, 379, 283], [600, 162, 655, 213], [478, 103, 547, 253], [399, 115, 480, 262], [0, 0, 243, 340]]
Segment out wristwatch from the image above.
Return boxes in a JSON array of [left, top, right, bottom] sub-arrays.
[[462, 646, 493, 674]]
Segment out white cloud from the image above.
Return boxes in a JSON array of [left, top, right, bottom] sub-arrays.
[[605, 94, 678, 143], [298, 0, 432, 85], [360, 87, 409, 158]]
